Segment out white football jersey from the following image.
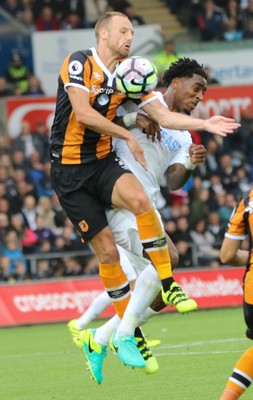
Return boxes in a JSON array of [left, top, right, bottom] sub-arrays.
[[113, 91, 192, 204]]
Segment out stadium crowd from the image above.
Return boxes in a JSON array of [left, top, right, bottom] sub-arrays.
[[0, 1, 252, 284], [0, 0, 252, 41]]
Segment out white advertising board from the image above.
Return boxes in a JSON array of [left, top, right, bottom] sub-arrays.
[[32, 25, 162, 95], [183, 48, 253, 87]]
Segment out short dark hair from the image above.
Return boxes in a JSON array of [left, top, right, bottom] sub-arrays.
[[94, 11, 129, 41], [162, 58, 208, 87]]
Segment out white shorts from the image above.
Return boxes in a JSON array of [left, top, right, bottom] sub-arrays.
[[107, 207, 163, 282]]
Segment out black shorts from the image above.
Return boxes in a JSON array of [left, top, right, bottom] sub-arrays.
[[51, 151, 131, 241]]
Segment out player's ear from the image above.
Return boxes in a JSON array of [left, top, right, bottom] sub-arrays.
[[100, 28, 108, 41], [172, 78, 180, 88]]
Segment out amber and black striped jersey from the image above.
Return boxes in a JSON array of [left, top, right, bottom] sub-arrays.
[[50, 47, 154, 164], [225, 189, 253, 268]]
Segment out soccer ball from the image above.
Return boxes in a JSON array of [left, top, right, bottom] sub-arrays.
[[116, 56, 158, 99]]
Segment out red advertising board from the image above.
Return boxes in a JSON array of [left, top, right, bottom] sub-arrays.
[[4, 84, 253, 139], [193, 84, 253, 121], [0, 268, 244, 327], [6, 96, 56, 139]]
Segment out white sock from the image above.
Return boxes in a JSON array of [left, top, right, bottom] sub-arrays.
[[94, 315, 120, 346], [116, 264, 161, 337], [76, 291, 112, 329], [138, 307, 160, 326]]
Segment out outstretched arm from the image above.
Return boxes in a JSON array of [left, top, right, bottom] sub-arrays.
[[141, 97, 240, 137]]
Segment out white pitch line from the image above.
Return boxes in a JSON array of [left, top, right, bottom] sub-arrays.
[[155, 350, 247, 357], [0, 338, 248, 360], [0, 350, 73, 360], [155, 337, 248, 350]]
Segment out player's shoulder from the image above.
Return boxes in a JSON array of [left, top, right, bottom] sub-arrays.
[[68, 48, 93, 63]]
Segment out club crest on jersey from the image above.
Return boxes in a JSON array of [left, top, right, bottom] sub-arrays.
[[79, 219, 89, 232], [68, 60, 83, 75], [97, 94, 109, 105]]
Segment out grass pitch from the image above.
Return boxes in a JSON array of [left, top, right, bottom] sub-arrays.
[[0, 307, 251, 400]]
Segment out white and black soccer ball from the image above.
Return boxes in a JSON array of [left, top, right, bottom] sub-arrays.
[[116, 56, 158, 99]]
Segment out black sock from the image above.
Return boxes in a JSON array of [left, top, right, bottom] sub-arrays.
[[162, 277, 174, 292]]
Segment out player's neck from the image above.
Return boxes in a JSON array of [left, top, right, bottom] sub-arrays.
[[96, 47, 119, 73]]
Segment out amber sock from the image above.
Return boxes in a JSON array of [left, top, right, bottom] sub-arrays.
[[220, 346, 253, 399], [136, 209, 173, 290], [99, 260, 130, 319]]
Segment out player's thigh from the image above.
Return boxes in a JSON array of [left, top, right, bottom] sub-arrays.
[[111, 172, 150, 211]]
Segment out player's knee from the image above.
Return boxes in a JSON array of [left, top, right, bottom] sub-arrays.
[[97, 244, 119, 264], [130, 191, 151, 214]]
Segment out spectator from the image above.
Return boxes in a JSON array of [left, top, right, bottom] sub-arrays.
[[24, 75, 45, 96], [189, 187, 212, 225], [10, 212, 38, 254], [0, 135, 10, 155], [242, 0, 253, 38], [31, 120, 50, 162], [61, 225, 86, 251], [153, 39, 180, 84], [218, 192, 237, 225], [0, 255, 12, 282], [28, 150, 44, 185], [21, 194, 38, 231], [5, 52, 30, 94], [2, 230, 27, 273], [83, 254, 99, 275], [35, 162, 54, 198], [37, 196, 57, 233], [12, 120, 45, 160], [204, 139, 220, 176], [223, 0, 243, 41], [1, 0, 23, 18], [0, 197, 12, 219], [197, 0, 228, 41], [37, 238, 53, 254], [19, 8, 36, 32], [163, 218, 177, 243], [60, 11, 83, 30], [173, 216, 192, 243], [35, 6, 60, 31], [12, 150, 29, 172], [0, 76, 14, 97], [12, 259, 30, 281], [176, 240, 193, 268], [63, 256, 84, 277], [207, 211, 226, 248], [0, 213, 10, 247], [217, 153, 239, 194], [33, 259, 53, 279], [34, 215, 55, 246], [190, 219, 220, 266]]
